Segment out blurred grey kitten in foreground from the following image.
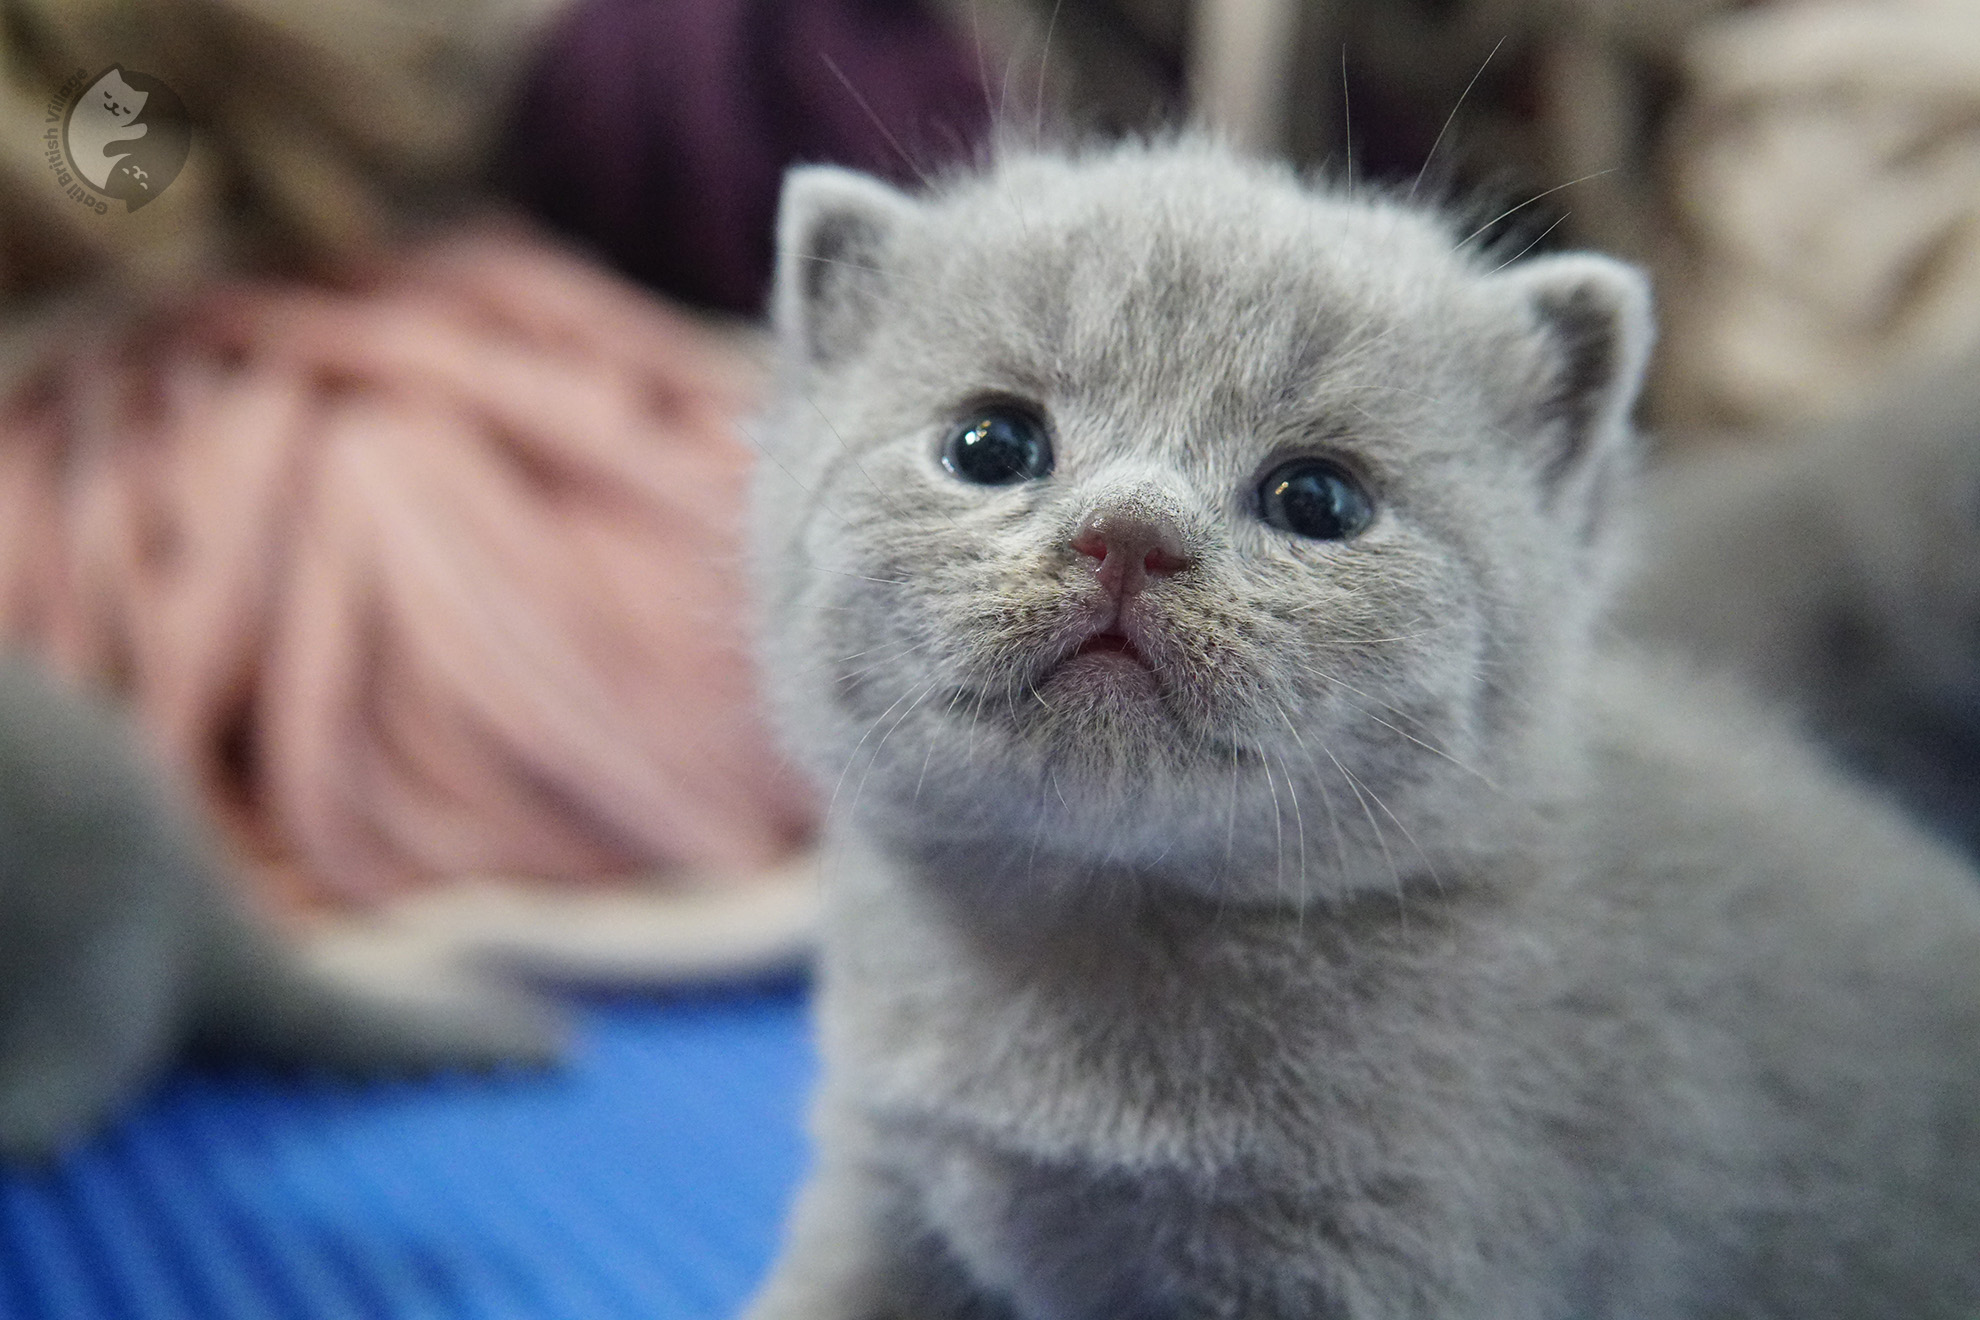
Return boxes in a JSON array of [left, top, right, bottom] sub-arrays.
[[1622, 364, 1980, 859], [743, 139, 1980, 1319], [0, 654, 560, 1161]]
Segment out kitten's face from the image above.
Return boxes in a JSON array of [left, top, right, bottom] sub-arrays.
[[92, 70, 147, 127], [757, 146, 1649, 901]]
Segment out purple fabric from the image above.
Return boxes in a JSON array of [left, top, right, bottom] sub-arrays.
[[500, 0, 993, 314]]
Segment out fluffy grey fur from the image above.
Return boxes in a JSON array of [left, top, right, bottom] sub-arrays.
[[0, 654, 560, 1161], [1621, 364, 1980, 858], [744, 139, 1980, 1319]]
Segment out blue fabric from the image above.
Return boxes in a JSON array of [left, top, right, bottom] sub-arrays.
[[0, 984, 815, 1320]]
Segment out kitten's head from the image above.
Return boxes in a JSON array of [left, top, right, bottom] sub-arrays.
[[90, 69, 148, 127], [754, 141, 1650, 902]]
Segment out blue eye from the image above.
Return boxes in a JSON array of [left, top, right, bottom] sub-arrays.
[[943, 406, 1053, 485], [1257, 458, 1375, 540]]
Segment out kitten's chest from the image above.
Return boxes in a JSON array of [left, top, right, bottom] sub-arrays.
[[818, 844, 1558, 1177], [816, 846, 1592, 1318], [901, 1134, 1360, 1320], [829, 938, 1576, 1320]]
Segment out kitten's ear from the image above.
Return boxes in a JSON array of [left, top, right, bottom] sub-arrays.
[[774, 166, 920, 367], [1497, 254, 1654, 521]]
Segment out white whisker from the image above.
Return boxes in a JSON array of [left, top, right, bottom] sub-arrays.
[[1409, 35, 1506, 203], [818, 51, 933, 189], [1456, 170, 1616, 250]]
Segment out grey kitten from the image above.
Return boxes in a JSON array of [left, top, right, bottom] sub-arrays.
[[0, 654, 560, 1161], [1621, 365, 1980, 857], [743, 139, 1980, 1320]]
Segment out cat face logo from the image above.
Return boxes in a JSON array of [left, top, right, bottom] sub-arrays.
[[57, 66, 190, 212]]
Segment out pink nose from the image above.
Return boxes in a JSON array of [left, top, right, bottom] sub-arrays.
[[1071, 512, 1193, 598]]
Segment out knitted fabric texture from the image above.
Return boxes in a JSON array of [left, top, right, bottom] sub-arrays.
[[0, 225, 812, 908]]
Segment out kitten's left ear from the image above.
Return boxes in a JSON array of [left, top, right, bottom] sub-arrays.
[[1496, 253, 1654, 518], [774, 166, 921, 368]]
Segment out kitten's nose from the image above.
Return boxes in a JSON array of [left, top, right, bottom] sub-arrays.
[[1071, 511, 1194, 598]]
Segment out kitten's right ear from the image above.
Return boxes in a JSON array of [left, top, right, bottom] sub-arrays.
[[774, 166, 920, 368], [1492, 254, 1653, 540]]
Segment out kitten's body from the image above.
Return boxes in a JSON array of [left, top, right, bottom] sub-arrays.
[[746, 142, 1980, 1319], [0, 655, 558, 1160], [1621, 368, 1980, 857]]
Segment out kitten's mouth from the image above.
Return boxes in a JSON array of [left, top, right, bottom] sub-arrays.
[[1002, 613, 1202, 737], [1039, 626, 1163, 700], [1070, 630, 1144, 663]]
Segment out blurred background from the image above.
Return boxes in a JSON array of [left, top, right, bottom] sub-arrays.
[[2, 0, 1978, 1315]]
